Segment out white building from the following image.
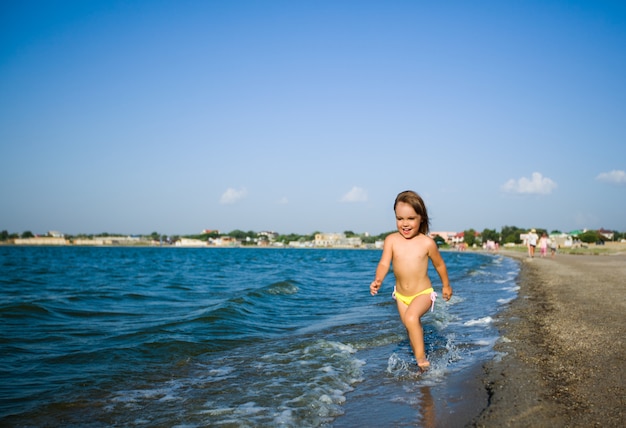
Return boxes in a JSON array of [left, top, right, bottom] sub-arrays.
[[175, 238, 207, 247], [314, 233, 362, 248]]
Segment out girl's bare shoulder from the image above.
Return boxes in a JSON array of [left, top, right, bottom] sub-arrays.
[[385, 232, 402, 242], [421, 233, 437, 244], [421, 234, 443, 255]]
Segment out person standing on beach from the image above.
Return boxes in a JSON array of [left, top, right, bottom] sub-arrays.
[[539, 232, 549, 257], [527, 228, 539, 258], [370, 190, 453, 369]]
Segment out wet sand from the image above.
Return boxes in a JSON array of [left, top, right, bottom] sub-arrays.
[[471, 251, 626, 427]]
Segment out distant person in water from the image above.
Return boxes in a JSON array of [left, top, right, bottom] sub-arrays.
[[370, 190, 453, 370]]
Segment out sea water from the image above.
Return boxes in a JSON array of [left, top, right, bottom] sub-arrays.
[[0, 246, 519, 427]]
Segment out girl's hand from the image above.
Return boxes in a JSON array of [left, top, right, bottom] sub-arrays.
[[370, 280, 381, 296], [442, 285, 453, 301]]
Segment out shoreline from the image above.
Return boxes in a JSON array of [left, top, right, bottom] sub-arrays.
[[470, 251, 626, 427]]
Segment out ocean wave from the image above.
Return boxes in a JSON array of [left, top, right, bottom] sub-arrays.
[[1, 246, 520, 426], [0, 302, 52, 318], [254, 279, 300, 296], [463, 316, 494, 326], [98, 338, 365, 427]]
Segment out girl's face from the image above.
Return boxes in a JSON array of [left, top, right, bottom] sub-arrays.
[[395, 202, 421, 239]]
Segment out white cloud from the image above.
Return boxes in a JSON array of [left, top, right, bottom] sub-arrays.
[[340, 186, 368, 202], [220, 187, 247, 204], [277, 196, 289, 204], [596, 169, 626, 185], [501, 172, 557, 195]]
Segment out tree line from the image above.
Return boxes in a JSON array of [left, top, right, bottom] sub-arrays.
[[458, 226, 624, 247], [1, 226, 623, 245]]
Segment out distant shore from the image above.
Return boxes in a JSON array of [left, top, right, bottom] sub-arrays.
[[4, 239, 626, 254], [470, 249, 625, 426]]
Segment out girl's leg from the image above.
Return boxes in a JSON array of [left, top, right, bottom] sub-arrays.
[[397, 295, 432, 367]]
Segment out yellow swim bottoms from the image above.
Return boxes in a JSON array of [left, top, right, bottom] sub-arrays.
[[392, 287, 435, 306]]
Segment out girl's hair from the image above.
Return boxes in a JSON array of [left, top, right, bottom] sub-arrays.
[[394, 190, 430, 235]]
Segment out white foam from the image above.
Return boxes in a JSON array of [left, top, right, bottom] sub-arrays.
[[158, 393, 180, 402], [492, 351, 508, 362], [202, 405, 233, 416], [274, 409, 294, 425], [234, 401, 266, 415], [386, 353, 412, 376], [464, 316, 494, 326]]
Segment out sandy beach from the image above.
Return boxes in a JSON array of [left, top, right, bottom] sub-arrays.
[[471, 248, 626, 427]]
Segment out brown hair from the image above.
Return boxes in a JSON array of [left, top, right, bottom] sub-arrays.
[[394, 190, 430, 235]]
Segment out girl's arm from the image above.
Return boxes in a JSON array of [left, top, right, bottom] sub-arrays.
[[428, 240, 453, 301], [370, 236, 393, 295]]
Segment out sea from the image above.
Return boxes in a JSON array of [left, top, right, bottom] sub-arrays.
[[0, 246, 519, 427]]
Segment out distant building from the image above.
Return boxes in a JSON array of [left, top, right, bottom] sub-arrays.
[[597, 228, 614, 240], [314, 233, 362, 248], [14, 237, 68, 245], [430, 231, 457, 244], [288, 241, 312, 248], [315, 233, 342, 247], [211, 236, 239, 246], [451, 232, 465, 245], [176, 238, 207, 247], [258, 231, 279, 241], [73, 236, 143, 246], [549, 233, 572, 248]]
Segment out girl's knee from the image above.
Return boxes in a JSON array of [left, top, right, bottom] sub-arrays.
[[404, 312, 422, 327]]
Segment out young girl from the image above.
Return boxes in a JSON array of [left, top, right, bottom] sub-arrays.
[[539, 233, 549, 257], [370, 190, 453, 369]]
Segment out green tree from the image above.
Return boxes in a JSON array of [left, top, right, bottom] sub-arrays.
[[481, 228, 499, 243], [361, 235, 377, 244], [433, 235, 447, 247], [227, 229, 247, 240], [463, 229, 477, 247], [579, 230, 600, 243], [202, 230, 220, 239], [0, 230, 8, 241], [305, 231, 320, 241], [500, 225, 524, 244], [277, 233, 302, 244], [21, 231, 34, 238]]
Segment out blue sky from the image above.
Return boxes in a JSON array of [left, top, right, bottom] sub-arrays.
[[1, 0, 625, 236]]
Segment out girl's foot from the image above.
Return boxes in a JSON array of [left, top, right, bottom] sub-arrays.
[[417, 358, 430, 370]]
